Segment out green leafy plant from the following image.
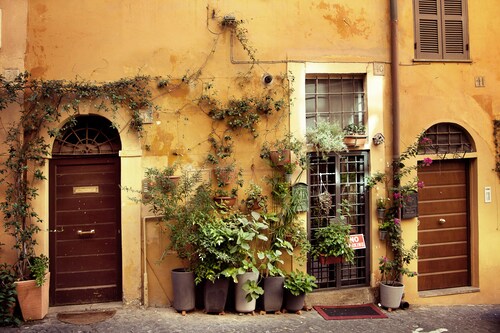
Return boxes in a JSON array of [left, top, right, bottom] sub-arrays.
[[379, 241, 418, 286], [343, 123, 366, 135], [283, 270, 317, 296], [30, 255, 49, 287], [306, 120, 347, 158], [243, 182, 268, 212], [260, 133, 305, 168], [310, 219, 355, 264], [0, 263, 21, 327]]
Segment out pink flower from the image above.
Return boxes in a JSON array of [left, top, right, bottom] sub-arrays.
[[394, 218, 400, 225], [420, 137, 432, 145], [393, 192, 402, 200], [422, 157, 433, 167], [417, 181, 425, 189]]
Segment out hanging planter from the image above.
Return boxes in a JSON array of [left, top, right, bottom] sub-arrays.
[[378, 230, 388, 241], [376, 208, 385, 219], [343, 135, 367, 148], [269, 149, 291, 166], [318, 254, 344, 265], [213, 196, 237, 208]]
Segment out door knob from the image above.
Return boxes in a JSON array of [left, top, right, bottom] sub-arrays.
[[438, 218, 446, 224]]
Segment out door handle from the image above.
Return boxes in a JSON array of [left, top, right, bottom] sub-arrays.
[[438, 218, 446, 225], [77, 229, 95, 236]]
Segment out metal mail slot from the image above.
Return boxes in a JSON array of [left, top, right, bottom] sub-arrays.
[[73, 186, 99, 194]]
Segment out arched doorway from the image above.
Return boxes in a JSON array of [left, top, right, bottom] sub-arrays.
[[417, 123, 475, 291], [49, 115, 123, 305]]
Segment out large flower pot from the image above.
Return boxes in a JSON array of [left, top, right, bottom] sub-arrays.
[[283, 289, 305, 313], [318, 255, 343, 265], [379, 282, 404, 309], [235, 271, 259, 313], [262, 276, 284, 312], [171, 268, 195, 314], [204, 278, 229, 314], [15, 272, 50, 321]]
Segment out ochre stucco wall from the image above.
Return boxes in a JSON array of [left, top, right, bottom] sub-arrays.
[[0, 0, 498, 307]]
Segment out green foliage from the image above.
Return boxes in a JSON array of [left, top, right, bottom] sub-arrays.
[[243, 182, 268, 212], [242, 278, 264, 302], [284, 270, 317, 296], [379, 241, 418, 285], [260, 133, 305, 168], [310, 219, 354, 264], [306, 120, 347, 158], [0, 71, 156, 282], [30, 255, 49, 287], [0, 264, 21, 327], [343, 123, 366, 135]]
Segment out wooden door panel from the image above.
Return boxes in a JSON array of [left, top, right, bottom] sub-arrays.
[[57, 254, 117, 272], [418, 185, 466, 200], [49, 157, 122, 305], [418, 242, 468, 259], [418, 213, 467, 230], [56, 270, 118, 288], [418, 228, 468, 244], [419, 198, 467, 215], [56, 239, 117, 256], [417, 159, 470, 291], [419, 272, 469, 291], [418, 257, 468, 274]]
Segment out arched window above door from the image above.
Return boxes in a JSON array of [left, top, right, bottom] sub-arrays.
[[418, 123, 475, 156], [52, 115, 121, 156]]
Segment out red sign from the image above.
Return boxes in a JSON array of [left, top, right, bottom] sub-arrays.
[[349, 234, 366, 249]]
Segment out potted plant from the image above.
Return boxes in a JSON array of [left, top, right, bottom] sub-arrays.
[[257, 237, 293, 313], [260, 133, 304, 167], [378, 241, 418, 309], [343, 123, 367, 147], [283, 270, 317, 314], [306, 120, 347, 159], [310, 219, 355, 265], [221, 212, 268, 314], [142, 167, 214, 315], [0, 126, 51, 320], [243, 182, 268, 212], [376, 198, 390, 220]]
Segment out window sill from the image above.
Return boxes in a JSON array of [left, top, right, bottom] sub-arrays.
[[413, 59, 473, 64], [419, 287, 479, 298]]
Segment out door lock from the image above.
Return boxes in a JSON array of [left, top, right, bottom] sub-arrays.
[[78, 229, 95, 236], [48, 227, 64, 233], [438, 218, 446, 224]]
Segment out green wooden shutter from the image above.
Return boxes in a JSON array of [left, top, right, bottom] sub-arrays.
[[415, 0, 442, 59], [442, 0, 469, 60]]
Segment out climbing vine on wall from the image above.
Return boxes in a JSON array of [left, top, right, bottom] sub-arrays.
[[494, 119, 500, 179]]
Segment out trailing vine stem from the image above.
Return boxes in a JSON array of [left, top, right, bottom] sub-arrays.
[[0, 71, 157, 280]]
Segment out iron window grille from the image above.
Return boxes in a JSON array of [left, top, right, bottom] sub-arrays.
[[307, 152, 370, 289]]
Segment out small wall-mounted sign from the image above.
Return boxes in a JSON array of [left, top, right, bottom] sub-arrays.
[[349, 234, 366, 250], [402, 192, 418, 219], [291, 182, 309, 212], [73, 186, 99, 194]]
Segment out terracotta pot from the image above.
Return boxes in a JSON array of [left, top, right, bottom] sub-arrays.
[[343, 135, 367, 148], [318, 255, 343, 265], [269, 149, 291, 166], [15, 272, 50, 321], [213, 196, 237, 208]]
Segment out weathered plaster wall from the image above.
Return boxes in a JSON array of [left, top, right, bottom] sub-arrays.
[[0, 0, 497, 306]]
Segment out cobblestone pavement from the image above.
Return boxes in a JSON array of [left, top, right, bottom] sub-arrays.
[[2, 304, 499, 333]]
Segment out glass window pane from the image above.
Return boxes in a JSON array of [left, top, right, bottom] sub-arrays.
[[306, 79, 316, 93], [317, 95, 328, 113], [306, 96, 316, 115], [317, 80, 329, 93], [342, 79, 354, 92]]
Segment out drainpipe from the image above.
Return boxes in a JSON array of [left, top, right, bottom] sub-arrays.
[[390, 0, 400, 188]]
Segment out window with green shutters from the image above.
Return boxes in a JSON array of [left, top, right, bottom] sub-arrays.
[[414, 0, 469, 61]]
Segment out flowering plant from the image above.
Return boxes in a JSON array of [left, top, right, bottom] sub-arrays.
[[367, 133, 434, 283], [379, 241, 418, 285]]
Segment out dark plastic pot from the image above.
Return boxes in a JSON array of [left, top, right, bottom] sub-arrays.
[[283, 289, 305, 313], [171, 268, 195, 313], [203, 278, 229, 314], [262, 276, 284, 312]]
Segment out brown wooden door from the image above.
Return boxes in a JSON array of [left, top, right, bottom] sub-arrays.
[[417, 159, 470, 291], [49, 157, 122, 305]]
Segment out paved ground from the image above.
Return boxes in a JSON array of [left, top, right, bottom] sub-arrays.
[[2, 304, 499, 333]]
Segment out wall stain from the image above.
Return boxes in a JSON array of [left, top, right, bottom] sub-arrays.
[[319, 4, 369, 39], [472, 95, 493, 118]]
